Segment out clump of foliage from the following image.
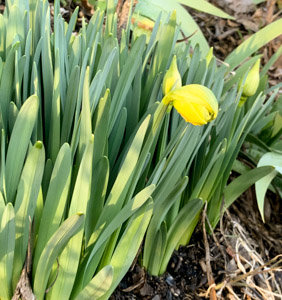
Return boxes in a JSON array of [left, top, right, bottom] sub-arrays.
[[0, 0, 281, 299]]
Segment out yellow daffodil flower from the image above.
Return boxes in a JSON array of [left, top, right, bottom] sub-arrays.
[[161, 56, 218, 126], [162, 84, 218, 125]]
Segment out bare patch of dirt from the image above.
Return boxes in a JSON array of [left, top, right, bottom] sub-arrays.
[[112, 203, 282, 299]]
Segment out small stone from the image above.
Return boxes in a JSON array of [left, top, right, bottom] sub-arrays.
[[165, 274, 175, 286], [139, 283, 154, 296]]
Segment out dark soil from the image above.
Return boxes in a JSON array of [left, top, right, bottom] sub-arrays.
[[111, 231, 215, 300]]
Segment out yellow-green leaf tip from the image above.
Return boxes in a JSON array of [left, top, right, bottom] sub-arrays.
[[162, 84, 218, 126], [35, 141, 43, 149], [206, 47, 214, 66]]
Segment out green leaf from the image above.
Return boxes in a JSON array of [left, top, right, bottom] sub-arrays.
[[260, 46, 282, 78], [224, 165, 274, 212], [33, 213, 84, 300], [0, 203, 15, 300], [5, 95, 39, 203], [255, 152, 282, 222], [109, 35, 146, 132], [42, 13, 54, 143], [143, 176, 188, 270], [252, 0, 266, 4], [108, 107, 127, 167], [94, 115, 151, 237], [225, 18, 282, 71], [99, 198, 153, 300], [48, 49, 61, 161], [61, 66, 80, 144], [92, 89, 110, 168], [66, 7, 79, 46], [6, 5, 25, 53], [0, 15, 5, 59], [0, 130, 6, 200], [33, 143, 72, 272], [74, 265, 113, 300], [0, 191, 5, 219], [159, 198, 203, 275], [48, 136, 94, 300], [22, 29, 32, 102], [80, 185, 155, 291], [0, 42, 19, 130], [223, 55, 261, 94], [85, 156, 109, 244], [78, 67, 92, 162], [178, 0, 234, 19], [149, 222, 167, 276], [13, 141, 45, 288]]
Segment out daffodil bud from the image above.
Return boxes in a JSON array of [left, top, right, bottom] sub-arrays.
[[206, 47, 213, 66], [162, 55, 182, 96], [162, 84, 218, 126], [240, 59, 260, 97]]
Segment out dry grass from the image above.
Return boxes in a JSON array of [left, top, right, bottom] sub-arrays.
[[201, 210, 282, 300]]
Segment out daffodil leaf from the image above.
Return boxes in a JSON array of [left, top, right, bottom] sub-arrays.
[[255, 152, 282, 222]]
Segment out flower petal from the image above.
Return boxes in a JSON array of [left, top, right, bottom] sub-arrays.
[[162, 84, 218, 125]]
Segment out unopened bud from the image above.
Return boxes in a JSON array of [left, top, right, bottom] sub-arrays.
[[162, 55, 182, 96], [240, 59, 260, 98]]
